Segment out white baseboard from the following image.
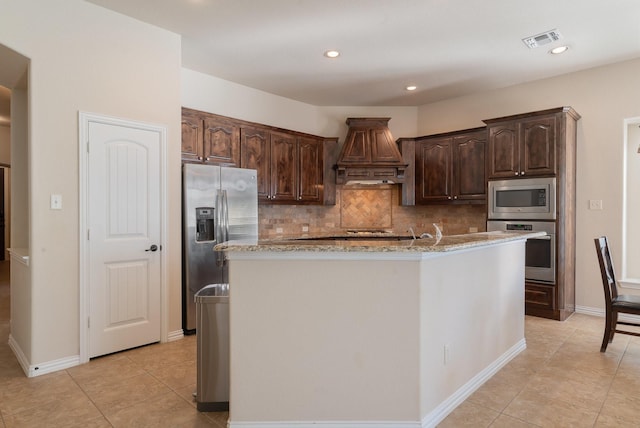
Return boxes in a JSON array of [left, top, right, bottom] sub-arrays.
[[421, 338, 526, 428], [228, 339, 527, 428], [575, 305, 640, 323], [8, 334, 30, 376], [230, 422, 419, 428], [575, 305, 604, 317], [167, 329, 184, 342], [8, 334, 80, 378], [8, 329, 184, 378]]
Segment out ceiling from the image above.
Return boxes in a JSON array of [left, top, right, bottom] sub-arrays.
[[85, 0, 640, 107], [2, 0, 640, 122]]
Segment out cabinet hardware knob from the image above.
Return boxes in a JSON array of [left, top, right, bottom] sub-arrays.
[[454, 196, 458, 199], [521, 171, 525, 175], [515, 172, 519, 176]]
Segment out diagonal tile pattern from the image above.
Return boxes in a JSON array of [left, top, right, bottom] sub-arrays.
[[0, 260, 226, 427], [440, 313, 640, 427], [1, 257, 640, 427]]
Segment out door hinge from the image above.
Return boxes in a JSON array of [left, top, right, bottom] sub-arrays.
[[87, 317, 90, 328], [87, 229, 90, 240]]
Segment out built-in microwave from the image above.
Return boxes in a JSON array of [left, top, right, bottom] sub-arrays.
[[488, 177, 556, 220]]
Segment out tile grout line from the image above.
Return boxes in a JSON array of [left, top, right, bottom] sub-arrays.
[[65, 367, 116, 427], [495, 321, 577, 427], [590, 338, 631, 426]]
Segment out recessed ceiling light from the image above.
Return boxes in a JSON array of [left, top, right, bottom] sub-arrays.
[[405, 85, 417, 91], [549, 45, 569, 55], [324, 50, 340, 58]]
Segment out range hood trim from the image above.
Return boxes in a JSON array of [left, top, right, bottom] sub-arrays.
[[335, 117, 408, 185]]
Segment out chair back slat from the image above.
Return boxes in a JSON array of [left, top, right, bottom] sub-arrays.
[[594, 236, 618, 305]]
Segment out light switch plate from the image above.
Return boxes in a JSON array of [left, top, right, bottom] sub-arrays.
[[50, 194, 62, 210]]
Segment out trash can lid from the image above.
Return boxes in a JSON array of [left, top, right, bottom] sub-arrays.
[[195, 283, 229, 298]]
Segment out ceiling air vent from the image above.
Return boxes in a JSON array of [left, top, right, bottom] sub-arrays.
[[522, 29, 562, 49]]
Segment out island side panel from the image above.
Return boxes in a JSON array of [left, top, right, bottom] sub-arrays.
[[228, 256, 422, 423], [418, 241, 526, 421]]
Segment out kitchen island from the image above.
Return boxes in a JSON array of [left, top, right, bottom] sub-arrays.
[[218, 232, 541, 428]]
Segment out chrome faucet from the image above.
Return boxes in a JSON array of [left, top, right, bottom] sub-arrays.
[[408, 227, 416, 240], [433, 223, 443, 242]]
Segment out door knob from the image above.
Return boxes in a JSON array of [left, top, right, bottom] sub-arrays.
[[145, 244, 158, 252]]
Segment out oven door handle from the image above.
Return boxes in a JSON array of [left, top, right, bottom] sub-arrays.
[[530, 235, 552, 240]]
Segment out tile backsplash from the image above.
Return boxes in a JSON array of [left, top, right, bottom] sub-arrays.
[[259, 184, 487, 238], [340, 186, 393, 230]]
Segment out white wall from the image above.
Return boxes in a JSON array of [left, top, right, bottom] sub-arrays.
[[182, 68, 418, 141], [0, 0, 182, 366], [417, 58, 640, 312]]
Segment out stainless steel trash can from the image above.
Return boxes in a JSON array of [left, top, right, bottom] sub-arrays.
[[195, 283, 229, 412]]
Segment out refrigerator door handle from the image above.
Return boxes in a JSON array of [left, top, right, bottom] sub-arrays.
[[215, 190, 225, 267], [222, 189, 229, 244]]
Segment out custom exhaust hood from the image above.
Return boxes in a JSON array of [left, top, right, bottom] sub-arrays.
[[335, 117, 409, 185]]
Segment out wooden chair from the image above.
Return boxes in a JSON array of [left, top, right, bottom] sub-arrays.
[[594, 236, 640, 352]]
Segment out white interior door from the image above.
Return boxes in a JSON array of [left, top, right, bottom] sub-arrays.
[[87, 120, 162, 358]]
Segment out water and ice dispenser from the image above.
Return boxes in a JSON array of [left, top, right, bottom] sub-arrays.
[[195, 207, 215, 242]]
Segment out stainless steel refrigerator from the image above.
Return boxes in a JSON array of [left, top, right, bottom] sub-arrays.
[[182, 164, 258, 333]]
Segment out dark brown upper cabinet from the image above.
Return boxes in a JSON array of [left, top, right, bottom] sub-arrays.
[[415, 128, 486, 204], [181, 108, 240, 167], [241, 126, 324, 204], [182, 108, 337, 205], [485, 112, 560, 179], [181, 108, 203, 163], [240, 126, 270, 200]]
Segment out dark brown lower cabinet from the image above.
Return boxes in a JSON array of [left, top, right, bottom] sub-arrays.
[[525, 283, 555, 312]]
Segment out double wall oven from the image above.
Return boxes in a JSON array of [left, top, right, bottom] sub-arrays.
[[487, 177, 556, 285]]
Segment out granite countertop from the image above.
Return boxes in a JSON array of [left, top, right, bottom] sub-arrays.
[[216, 231, 547, 253]]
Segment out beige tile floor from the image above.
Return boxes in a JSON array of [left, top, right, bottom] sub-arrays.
[[0, 257, 639, 427]]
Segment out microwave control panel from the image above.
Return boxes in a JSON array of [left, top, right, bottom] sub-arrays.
[[506, 223, 533, 231]]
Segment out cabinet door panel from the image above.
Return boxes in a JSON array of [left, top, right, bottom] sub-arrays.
[[453, 133, 486, 200], [181, 111, 203, 163], [270, 132, 297, 202], [298, 137, 322, 202], [240, 127, 270, 200], [520, 116, 556, 176], [203, 117, 240, 166], [416, 138, 451, 203], [488, 124, 518, 178]]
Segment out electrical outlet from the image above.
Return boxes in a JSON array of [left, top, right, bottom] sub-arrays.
[[276, 227, 284, 234], [469, 227, 478, 233], [589, 200, 603, 210], [302, 226, 309, 232]]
